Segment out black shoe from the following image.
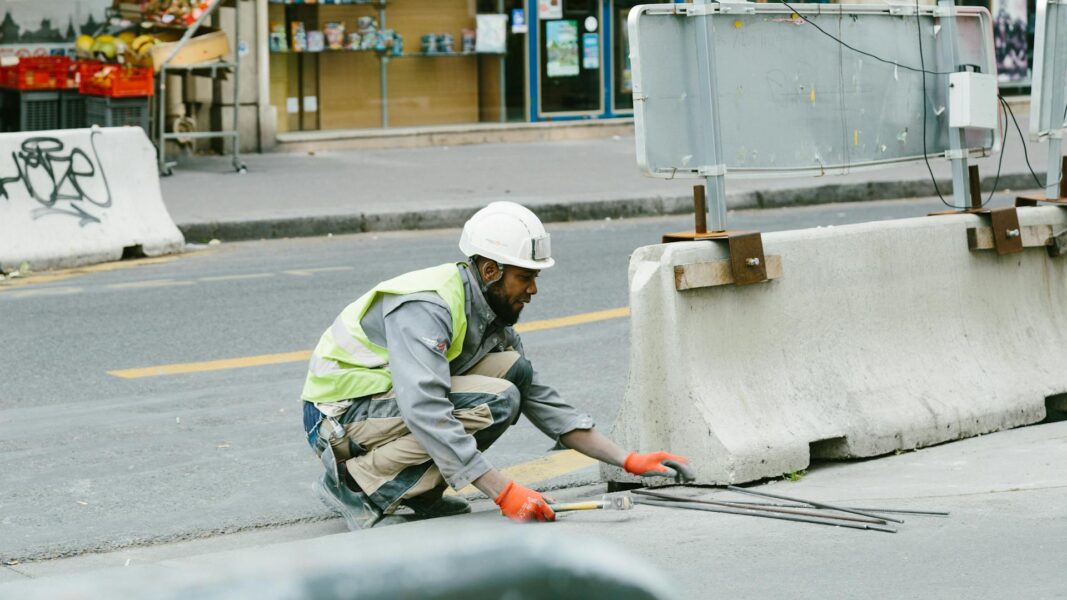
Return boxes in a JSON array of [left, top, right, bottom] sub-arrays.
[[400, 490, 471, 518], [315, 444, 381, 530], [313, 472, 383, 531]]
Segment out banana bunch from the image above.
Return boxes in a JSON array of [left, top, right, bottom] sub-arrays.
[[131, 34, 162, 56]]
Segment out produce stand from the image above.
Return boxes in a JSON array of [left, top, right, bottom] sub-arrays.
[[153, 0, 247, 175]]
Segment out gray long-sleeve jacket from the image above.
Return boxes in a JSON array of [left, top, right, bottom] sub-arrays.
[[355, 263, 595, 489]]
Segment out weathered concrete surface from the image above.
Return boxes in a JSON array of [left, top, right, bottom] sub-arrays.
[[0, 128, 184, 272], [5, 419, 1066, 600], [605, 206, 1067, 485]]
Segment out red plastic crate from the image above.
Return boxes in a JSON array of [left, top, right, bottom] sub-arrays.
[[78, 64, 154, 98], [72, 60, 103, 89], [0, 56, 71, 90]]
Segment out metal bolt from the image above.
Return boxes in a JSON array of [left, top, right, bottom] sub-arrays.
[[746, 257, 761, 267], [1006, 228, 1021, 238]]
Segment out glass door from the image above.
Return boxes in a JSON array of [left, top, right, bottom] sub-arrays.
[[538, 0, 602, 116]]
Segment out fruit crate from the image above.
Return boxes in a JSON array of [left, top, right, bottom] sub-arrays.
[[79, 64, 154, 98], [0, 89, 60, 132], [85, 95, 149, 131], [69, 59, 102, 90], [0, 56, 72, 91]]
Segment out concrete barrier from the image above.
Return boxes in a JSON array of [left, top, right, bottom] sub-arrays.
[[0, 127, 183, 272], [604, 206, 1067, 485]]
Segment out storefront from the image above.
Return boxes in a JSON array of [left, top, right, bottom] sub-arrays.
[[266, 0, 673, 133]]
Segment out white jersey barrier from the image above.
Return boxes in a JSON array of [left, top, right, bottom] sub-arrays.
[[604, 207, 1067, 485], [0, 127, 184, 271]]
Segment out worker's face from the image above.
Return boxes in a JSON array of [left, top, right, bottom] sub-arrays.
[[480, 260, 539, 325]]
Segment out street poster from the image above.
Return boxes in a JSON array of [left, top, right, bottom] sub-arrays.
[[0, 0, 109, 56], [582, 32, 599, 70], [992, 0, 1029, 82], [538, 0, 563, 20], [618, 8, 633, 93], [546, 19, 579, 77], [476, 14, 507, 54], [511, 7, 527, 34]]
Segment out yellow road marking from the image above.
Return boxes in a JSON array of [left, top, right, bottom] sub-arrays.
[[107, 279, 196, 290], [108, 306, 631, 379], [0, 254, 198, 290], [109, 350, 313, 379], [3, 286, 84, 299], [514, 306, 630, 333], [284, 267, 354, 277], [446, 450, 599, 496], [199, 273, 275, 283]]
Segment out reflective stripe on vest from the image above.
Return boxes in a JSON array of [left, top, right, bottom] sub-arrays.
[[301, 263, 468, 404]]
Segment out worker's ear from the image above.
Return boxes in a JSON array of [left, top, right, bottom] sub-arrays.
[[478, 257, 502, 284]]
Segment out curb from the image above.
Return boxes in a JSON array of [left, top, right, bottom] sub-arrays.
[[176, 172, 1044, 243]]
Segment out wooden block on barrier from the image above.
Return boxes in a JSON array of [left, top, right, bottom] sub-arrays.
[[966, 225, 1053, 252], [674, 255, 783, 291]]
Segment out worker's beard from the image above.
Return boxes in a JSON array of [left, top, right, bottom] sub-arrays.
[[485, 280, 523, 326]]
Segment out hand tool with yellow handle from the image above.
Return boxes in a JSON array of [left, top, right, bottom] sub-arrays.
[[549, 495, 633, 513]]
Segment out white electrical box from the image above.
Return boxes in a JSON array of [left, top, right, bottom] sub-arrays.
[[949, 71, 998, 130]]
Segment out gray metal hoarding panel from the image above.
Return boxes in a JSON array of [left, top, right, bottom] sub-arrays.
[[631, 3, 997, 178], [1029, 0, 1067, 138]]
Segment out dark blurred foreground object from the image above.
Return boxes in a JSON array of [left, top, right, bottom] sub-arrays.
[[0, 521, 676, 600]]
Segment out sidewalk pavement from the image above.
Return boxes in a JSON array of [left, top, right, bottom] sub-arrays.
[[3, 417, 1065, 598], [161, 108, 1059, 243]]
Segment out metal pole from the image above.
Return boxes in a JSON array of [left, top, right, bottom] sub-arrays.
[[1046, 133, 1062, 198], [633, 498, 898, 533], [936, 0, 971, 209], [498, 0, 507, 123], [693, 184, 707, 234], [379, 2, 389, 128], [692, 0, 727, 231], [1061, 155, 1067, 199], [158, 67, 167, 174], [726, 485, 904, 524], [233, 0, 241, 170]]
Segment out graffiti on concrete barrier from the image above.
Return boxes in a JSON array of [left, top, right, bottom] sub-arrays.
[[0, 132, 113, 226]]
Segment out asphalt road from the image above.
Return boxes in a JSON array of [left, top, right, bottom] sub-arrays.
[[0, 195, 1016, 562]]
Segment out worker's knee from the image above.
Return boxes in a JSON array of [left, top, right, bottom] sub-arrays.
[[503, 355, 532, 393], [498, 382, 522, 425]]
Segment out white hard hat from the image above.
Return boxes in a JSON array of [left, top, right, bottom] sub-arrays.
[[459, 201, 555, 270]]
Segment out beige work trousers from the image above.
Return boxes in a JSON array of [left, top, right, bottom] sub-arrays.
[[321, 351, 524, 513]]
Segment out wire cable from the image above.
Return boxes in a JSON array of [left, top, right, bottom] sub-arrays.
[[1001, 94, 1060, 189], [776, 0, 955, 76], [914, 0, 952, 207], [980, 98, 1009, 208]]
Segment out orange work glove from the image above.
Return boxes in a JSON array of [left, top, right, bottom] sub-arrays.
[[624, 451, 691, 479], [494, 480, 556, 522]]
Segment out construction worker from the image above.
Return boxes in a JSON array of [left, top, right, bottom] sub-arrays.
[[300, 201, 690, 529]]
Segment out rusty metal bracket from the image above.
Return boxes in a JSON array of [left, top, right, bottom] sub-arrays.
[[663, 185, 773, 289], [728, 232, 769, 285], [981, 206, 1024, 255], [927, 165, 1024, 255]]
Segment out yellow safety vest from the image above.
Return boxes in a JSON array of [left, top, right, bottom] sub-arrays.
[[301, 263, 468, 404]]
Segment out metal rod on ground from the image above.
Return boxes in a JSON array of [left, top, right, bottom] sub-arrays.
[[712, 499, 950, 517], [633, 498, 897, 533], [632, 489, 887, 525], [726, 485, 904, 524]]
